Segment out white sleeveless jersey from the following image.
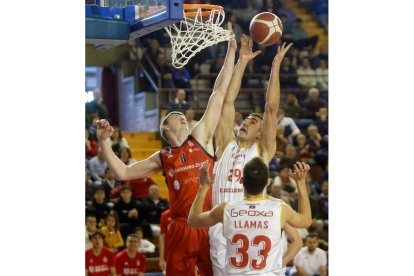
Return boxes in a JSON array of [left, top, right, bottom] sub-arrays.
[[213, 140, 260, 206], [223, 198, 284, 275]]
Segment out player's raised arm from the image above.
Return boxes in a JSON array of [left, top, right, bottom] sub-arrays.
[[282, 162, 312, 228], [282, 223, 303, 267], [97, 119, 162, 180], [188, 163, 226, 228], [259, 43, 293, 164], [191, 23, 236, 147], [215, 34, 261, 157]]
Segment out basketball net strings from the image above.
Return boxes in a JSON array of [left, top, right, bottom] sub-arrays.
[[165, 7, 234, 68]]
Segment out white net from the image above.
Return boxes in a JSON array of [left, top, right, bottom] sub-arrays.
[[164, 5, 234, 68]]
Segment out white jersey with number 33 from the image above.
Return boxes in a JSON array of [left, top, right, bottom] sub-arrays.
[[213, 140, 260, 206], [223, 198, 284, 275]]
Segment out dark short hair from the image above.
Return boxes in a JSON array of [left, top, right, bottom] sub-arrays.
[[134, 226, 143, 233], [88, 229, 105, 240], [243, 157, 269, 195], [306, 233, 319, 240], [127, 234, 139, 240], [120, 185, 132, 193], [94, 186, 105, 194]]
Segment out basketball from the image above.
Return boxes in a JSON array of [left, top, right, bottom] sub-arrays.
[[249, 12, 283, 46]]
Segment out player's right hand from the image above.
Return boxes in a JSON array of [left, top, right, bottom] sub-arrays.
[[96, 119, 114, 141]]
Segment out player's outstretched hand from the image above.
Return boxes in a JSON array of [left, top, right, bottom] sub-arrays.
[[239, 34, 261, 62], [96, 119, 114, 141], [199, 162, 212, 189], [272, 42, 293, 66], [227, 22, 237, 52], [288, 162, 310, 183]]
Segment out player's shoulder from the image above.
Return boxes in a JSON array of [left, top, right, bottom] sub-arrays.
[[102, 246, 115, 256]]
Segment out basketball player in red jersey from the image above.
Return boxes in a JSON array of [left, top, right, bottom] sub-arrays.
[[96, 23, 237, 276], [209, 35, 295, 275]]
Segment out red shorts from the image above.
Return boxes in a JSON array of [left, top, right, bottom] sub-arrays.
[[166, 218, 213, 276]]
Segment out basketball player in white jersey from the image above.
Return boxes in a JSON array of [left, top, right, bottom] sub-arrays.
[[210, 35, 296, 275], [188, 158, 312, 276]]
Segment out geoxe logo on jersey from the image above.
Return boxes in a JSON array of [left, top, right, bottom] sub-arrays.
[[230, 208, 273, 217]]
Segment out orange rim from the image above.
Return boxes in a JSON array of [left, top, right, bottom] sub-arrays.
[[183, 4, 223, 17]]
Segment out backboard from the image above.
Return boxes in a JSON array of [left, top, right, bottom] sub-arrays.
[[86, 0, 183, 50]]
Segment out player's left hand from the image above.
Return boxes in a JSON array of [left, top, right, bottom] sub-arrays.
[[272, 42, 293, 66], [199, 162, 212, 189]]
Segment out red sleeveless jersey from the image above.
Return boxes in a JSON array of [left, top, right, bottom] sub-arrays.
[[159, 136, 214, 219]]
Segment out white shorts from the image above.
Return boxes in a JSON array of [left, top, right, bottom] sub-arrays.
[[208, 223, 226, 276]]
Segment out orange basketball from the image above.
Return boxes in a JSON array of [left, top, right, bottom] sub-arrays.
[[249, 12, 283, 46]]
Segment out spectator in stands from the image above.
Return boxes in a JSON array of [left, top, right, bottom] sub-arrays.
[[134, 227, 156, 254], [293, 234, 328, 276], [285, 144, 298, 162], [315, 107, 328, 137], [106, 126, 129, 154], [113, 185, 141, 241], [242, 59, 263, 88], [280, 56, 297, 88], [86, 215, 97, 250], [289, 18, 319, 50], [88, 114, 100, 141], [114, 234, 146, 276], [167, 89, 191, 113], [209, 54, 225, 87], [315, 59, 329, 90], [318, 180, 328, 220], [273, 164, 298, 206], [172, 66, 192, 89], [101, 211, 125, 252], [86, 128, 98, 159], [140, 184, 169, 237], [85, 229, 116, 276], [301, 87, 327, 119], [86, 186, 112, 228], [112, 177, 156, 201], [292, 179, 321, 219], [277, 108, 301, 139], [159, 209, 171, 273], [102, 168, 122, 202], [281, 93, 301, 118], [118, 147, 135, 166], [155, 52, 175, 88], [307, 124, 323, 154], [185, 108, 199, 130], [311, 44, 329, 68], [297, 57, 317, 89], [88, 147, 108, 184], [270, 180, 282, 199], [86, 168, 95, 203], [253, 44, 275, 74], [145, 38, 162, 65], [276, 124, 289, 155], [295, 133, 313, 161], [278, 0, 297, 30], [86, 88, 109, 125]]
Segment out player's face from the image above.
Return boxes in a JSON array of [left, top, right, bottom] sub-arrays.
[[91, 235, 103, 248], [167, 114, 189, 133], [126, 237, 139, 251], [237, 116, 262, 142], [306, 237, 319, 252]]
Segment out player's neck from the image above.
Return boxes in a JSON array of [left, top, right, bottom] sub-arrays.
[[244, 194, 265, 200], [127, 249, 137, 258], [92, 247, 102, 256], [238, 140, 255, 148], [168, 131, 188, 147]]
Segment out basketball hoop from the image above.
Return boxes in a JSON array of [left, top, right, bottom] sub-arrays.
[[164, 4, 234, 69]]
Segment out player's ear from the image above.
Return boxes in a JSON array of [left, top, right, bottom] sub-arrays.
[[256, 131, 261, 140]]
